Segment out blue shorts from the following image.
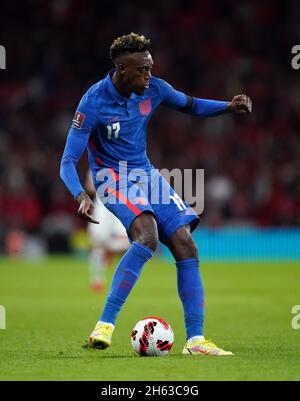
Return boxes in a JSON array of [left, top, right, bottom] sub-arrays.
[[95, 167, 199, 244]]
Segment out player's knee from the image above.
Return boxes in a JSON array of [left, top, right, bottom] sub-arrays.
[[130, 212, 159, 252], [178, 236, 198, 260], [167, 226, 199, 260], [138, 233, 159, 253], [186, 237, 199, 259]]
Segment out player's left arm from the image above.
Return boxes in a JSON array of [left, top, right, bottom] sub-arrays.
[[181, 94, 252, 115], [157, 78, 252, 116]]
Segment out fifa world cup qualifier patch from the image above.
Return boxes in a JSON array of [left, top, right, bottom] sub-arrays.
[[72, 111, 85, 128]]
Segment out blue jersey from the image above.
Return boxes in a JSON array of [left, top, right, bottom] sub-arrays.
[[86, 70, 188, 173], [60, 70, 228, 198]]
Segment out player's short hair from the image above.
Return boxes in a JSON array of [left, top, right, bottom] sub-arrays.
[[110, 33, 150, 63]]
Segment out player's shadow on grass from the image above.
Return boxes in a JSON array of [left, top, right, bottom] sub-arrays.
[[95, 354, 183, 359], [81, 342, 184, 358]]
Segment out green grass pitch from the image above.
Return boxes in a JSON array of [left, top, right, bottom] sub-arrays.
[[0, 255, 299, 381]]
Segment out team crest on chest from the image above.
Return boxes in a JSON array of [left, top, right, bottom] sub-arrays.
[[139, 99, 152, 116]]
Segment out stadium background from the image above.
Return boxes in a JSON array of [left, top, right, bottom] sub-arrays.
[[0, 0, 300, 259], [0, 0, 299, 381]]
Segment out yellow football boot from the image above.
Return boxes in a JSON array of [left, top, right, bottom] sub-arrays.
[[88, 322, 115, 349], [183, 338, 234, 356]]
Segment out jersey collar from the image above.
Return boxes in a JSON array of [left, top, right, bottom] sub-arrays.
[[105, 69, 128, 105]]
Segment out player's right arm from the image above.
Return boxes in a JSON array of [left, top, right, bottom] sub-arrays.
[[60, 93, 99, 224]]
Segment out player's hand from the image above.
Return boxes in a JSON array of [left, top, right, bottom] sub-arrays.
[[228, 94, 252, 114], [76, 191, 99, 224]]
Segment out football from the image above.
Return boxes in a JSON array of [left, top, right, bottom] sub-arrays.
[[131, 316, 174, 356]]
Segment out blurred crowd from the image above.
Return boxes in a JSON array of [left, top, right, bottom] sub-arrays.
[[0, 0, 300, 253]]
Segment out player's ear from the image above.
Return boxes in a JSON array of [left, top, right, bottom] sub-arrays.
[[116, 63, 126, 75]]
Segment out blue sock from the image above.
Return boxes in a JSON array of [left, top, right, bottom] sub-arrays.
[[100, 241, 153, 324], [176, 258, 204, 340]]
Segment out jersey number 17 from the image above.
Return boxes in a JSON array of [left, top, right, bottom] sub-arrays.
[[107, 122, 120, 139]]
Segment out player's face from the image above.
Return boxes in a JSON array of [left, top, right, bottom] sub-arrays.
[[120, 51, 154, 96]]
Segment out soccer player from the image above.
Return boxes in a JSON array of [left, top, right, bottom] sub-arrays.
[[60, 33, 252, 356], [85, 170, 129, 292]]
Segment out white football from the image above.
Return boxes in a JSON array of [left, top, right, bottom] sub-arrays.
[[131, 316, 174, 357]]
